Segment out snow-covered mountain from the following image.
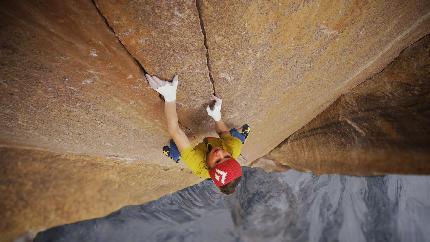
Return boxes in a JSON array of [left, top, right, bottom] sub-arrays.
[[35, 167, 430, 242]]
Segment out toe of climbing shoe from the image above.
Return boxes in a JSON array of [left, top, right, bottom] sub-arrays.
[[162, 146, 170, 156], [242, 124, 251, 138], [163, 145, 180, 163]]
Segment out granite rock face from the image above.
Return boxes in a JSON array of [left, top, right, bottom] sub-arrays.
[[83, 0, 430, 162], [1, 0, 429, 163], [0, 0, 172, 164], [198, 0, 430, 162], [2, 1, 430, 241], [94, 0, 214, 134], [0, 147, 200, 242], [34, 168, 430, 242], [262, 34, 430, 175], [0, 1, 203, 240]]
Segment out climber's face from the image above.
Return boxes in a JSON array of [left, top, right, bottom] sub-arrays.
[[206, 147, 233, 169]]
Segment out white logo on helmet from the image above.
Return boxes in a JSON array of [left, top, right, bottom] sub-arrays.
[[214, 169, 228, 184]]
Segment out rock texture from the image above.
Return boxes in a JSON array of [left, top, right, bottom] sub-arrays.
[[262, 34, 430, 175], [34, 168, 430, 242], [0, 0, 173, 163], [1, 0, 429, 163], [94, 0, 214, 134], [0, 147, 200, 242], [198, 0, 430, 162], [2, 1, 430, 241], [0, 2, 205, 239]]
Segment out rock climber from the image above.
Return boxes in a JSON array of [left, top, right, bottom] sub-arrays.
[[146, 74, 250, 194]]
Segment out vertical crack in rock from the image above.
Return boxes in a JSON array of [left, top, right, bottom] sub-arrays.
[[91, 0, 148, 75], [196, 0, 216, 96]]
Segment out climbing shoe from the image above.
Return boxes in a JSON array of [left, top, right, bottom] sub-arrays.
[[162, 140, 181, 163], [241, 124, 251, 140], [230, 124, 251, 144]]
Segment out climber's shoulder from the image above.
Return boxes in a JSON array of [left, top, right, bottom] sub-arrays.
[[220, 133, 243, 159], [180, 141, 210, 179]]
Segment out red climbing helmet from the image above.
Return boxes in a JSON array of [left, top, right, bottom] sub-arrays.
[[209, 158, 242, 187]]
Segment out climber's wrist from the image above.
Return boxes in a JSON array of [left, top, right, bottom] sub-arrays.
[[214, 116, 222, 122], [160, 88, 176, 102], [164, 94, 176, 102], [211, 113, 222, 121], [215, 119, 229, 135]]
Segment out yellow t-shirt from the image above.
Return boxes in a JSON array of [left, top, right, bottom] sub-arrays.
[[181, 133, 243, 179]]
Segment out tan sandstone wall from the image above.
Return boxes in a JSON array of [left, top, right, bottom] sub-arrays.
[[94, 0, 215, 135], [0, 0, 175, 164], [0, 1, 202, 240], [1, 0, 429, 164], [0, 147, 200, 242], [198, 0, 430, 162], [1, 0, 430, 240], [260, 34, 430, 175]]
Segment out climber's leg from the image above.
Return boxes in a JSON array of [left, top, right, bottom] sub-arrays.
[[230, 124, 251, 144], [162, 139, 181, 163], [241, 124, 251, 140]]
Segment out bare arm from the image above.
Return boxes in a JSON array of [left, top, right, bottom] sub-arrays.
[[165, 101, 191, 152], [145, 74, 191, 152], [215, 120, 230, 137]]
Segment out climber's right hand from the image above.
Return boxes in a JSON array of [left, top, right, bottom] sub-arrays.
[[145, 74, 178, 102], [206, 95, 222, 121]]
